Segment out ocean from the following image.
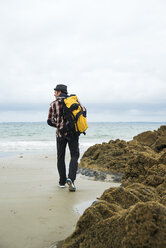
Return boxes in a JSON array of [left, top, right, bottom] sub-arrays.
[[0, 122, 165, 158]]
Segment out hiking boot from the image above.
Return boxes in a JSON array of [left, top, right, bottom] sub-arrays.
[[66, 178, 76, 192]]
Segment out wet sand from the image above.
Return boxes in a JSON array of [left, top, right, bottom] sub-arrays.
[[0, 154, 120, 248]]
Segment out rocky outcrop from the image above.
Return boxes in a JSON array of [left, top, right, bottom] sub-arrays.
[[63, 199, 166, 248], [79, 139, 159, 174], [63, 126, 166, 248], [133, 125, 166, 152]]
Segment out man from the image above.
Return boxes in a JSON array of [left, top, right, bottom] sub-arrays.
[[47, 84, 86, 192]]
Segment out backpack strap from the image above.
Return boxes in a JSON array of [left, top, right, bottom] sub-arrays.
[[75, 111, 83, 121], [69, 103, 79, 111]]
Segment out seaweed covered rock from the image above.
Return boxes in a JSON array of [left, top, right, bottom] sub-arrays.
[[100, 183, 160, 209], [134, 125, 166, 152], [79, 138, 157, 174], [123, 152, 158, 183], [133, 130, 158, 147], [63, 208, 127, 248], [79, 126, 166, 189], [123, 159, 166, 195], [158, 149, 166, 164], [143, 163, 166, 187], [122, 201, 166, 248], [63, 185, 166, 248], [63, 126, 166, 248], [156, 181, 166, 198]]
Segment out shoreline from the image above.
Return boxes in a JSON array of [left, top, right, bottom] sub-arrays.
[[0, 153, 120, 248]]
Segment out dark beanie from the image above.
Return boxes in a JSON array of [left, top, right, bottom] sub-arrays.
[[54, 84, 68, 94]]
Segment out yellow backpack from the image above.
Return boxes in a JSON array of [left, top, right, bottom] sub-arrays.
[[62, 95, 88, 136]]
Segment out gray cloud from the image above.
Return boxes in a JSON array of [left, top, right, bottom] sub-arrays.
[[0, 0, 166, 121]]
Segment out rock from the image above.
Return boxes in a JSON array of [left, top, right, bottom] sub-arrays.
[[79, 137, 158, 174], [100, 183, 160, 209], [134, 125, 166, 152], [152, 136, 166, 152], [122, 202, 166, 248], [158, 150, 166, 164], [63, 192, 166, 248], [63, 201, 125, 248], [62, 126, 166, 248], [133, 130, 158, 147]]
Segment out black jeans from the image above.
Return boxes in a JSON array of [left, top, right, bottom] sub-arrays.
[[56, 136, 80, 185]]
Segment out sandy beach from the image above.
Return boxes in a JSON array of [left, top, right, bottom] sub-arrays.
[[0, 153, 120, 248]]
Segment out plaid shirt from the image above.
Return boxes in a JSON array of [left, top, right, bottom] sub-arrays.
[[47, 93, 86, 137]]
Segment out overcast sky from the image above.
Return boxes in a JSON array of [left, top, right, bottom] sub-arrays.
[[0, 0, 166, 122]]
